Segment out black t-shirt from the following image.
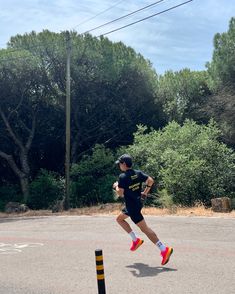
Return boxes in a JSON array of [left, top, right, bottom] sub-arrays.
[[118, 169, 149, 208]]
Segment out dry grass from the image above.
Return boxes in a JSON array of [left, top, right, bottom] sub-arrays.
[[0, 203, 235, 218]]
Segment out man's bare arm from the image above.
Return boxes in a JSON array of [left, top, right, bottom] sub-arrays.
[[142, 176, 154, 196]]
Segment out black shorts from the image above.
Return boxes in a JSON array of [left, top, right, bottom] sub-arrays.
[[122, 206, 144, 224]]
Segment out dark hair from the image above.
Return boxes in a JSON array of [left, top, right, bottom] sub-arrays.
[[115, 154, 132, 167]]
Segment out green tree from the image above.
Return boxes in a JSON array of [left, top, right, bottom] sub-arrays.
[[69, 34, 165, 161], [203, 87, 235, 148], [1, 29, 165, 203], [8, 30, 165, 163], [207, 17, 235, 91], [0, 49, 43, 202], [204, 17, 235, 147], [156, 69, 211, 123]]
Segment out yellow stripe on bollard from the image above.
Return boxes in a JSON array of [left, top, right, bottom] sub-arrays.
[[97, 274, 105, 280], [96, 255, 103, 261]]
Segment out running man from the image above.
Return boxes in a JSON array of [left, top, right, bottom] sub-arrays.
[[113, 154, 173, 265]]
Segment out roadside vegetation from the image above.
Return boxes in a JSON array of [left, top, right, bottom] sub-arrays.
[[0, 18, 235, 212]]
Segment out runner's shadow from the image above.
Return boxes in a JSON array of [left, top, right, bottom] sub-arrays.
[[126, 263, 177, 277]]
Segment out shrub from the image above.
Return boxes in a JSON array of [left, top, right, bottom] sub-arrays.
[[70, 145, 117, 207], [28, 169, 64, 209], [127, 120, 235, 206], [157, 189, 174, 208], [0, 184, 22, 211]]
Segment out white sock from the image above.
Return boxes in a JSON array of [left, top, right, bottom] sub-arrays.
[[156, 240, 166, 252], [129, 231, 137, 242]]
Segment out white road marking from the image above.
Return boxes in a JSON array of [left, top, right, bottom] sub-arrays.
[[0, 243, 44, 255]]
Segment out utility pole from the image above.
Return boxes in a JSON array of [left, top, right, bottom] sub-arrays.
[[64, 31, 71, 210]]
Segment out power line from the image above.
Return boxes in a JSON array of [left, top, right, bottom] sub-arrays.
[[0, 0, 127, 58], [72, 0, 126, 30], [0, 0, 126, 49], [0, 0, 193, 63], [83, 0, 165, 34], [99, 0, 193, 37]]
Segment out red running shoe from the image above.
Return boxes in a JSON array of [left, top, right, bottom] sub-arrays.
[[130, 238, 144, 251], [161, 247, 173, 265]]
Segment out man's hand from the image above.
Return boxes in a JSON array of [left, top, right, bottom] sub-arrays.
[[113, 181, 124, 197], [141, 192, 147, 200], [113, 181, 118, 190]]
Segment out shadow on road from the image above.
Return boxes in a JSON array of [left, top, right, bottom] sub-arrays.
[[126, 263, 177, 277]]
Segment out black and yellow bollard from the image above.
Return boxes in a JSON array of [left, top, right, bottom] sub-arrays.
[[95, 249, 106, 294]]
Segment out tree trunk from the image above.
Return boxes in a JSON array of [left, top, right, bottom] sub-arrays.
[[20, 176, 30, 203], [0, 151, 30, 203], [0, 107, 36, 203]]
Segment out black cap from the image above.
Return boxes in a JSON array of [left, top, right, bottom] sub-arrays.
[[115, 154, 132, 167]]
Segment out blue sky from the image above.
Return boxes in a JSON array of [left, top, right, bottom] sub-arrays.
[[0, 0, 234, 74]]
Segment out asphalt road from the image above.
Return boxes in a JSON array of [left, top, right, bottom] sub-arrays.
[[0, 214, 235, 294]]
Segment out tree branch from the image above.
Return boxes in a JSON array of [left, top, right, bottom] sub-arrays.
[[0, 151, 24, 178], [26, 114, 36, 150], [0, 107, 24, 151]]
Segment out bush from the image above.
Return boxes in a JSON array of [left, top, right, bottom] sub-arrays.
[[127, 120, 235, 206], [0, 184, 22, 211], [70, 145, 117, 207], [157, 189, 174, 208], [28, 169, 64, 209]]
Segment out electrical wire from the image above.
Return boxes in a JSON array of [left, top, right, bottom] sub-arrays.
[[0, 1, 189, 54], [72, 0, 126, 30], [83, 0, 165, 34], [0, 0, 126, 55], [0, 0, 193, 63], [99, 0, 193, 37]]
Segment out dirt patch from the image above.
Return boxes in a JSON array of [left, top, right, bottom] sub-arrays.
[[0, 203, 234, 218]]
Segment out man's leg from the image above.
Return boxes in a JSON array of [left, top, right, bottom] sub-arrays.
[[136, 219, 159, 244], [116, 212, 143, 251], [116, 212, 132, 233], [136, 219, 173, 265]]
